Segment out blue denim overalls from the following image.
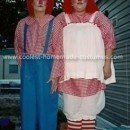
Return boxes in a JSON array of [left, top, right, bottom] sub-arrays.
[[20, 19, 58, 130]]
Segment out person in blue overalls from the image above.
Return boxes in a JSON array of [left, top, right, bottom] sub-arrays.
[[14, 0, 58, 130]]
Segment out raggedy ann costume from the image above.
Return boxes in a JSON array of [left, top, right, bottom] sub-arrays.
[[51, 0, 116, 129], [14, 0, 58, 130]]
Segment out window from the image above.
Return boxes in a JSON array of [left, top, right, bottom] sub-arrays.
[[9, 64, 18, 74]]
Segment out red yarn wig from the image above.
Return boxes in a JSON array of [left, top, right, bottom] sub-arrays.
[[26, 0, 54, 17], [63, 0, 99, 14]]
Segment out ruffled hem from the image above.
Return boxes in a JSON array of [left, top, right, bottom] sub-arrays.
[[58, 78, 106, 97]]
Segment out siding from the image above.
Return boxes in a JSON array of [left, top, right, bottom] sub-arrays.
[[97, 0, 130, 126]]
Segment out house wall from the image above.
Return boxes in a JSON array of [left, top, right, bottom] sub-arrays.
[[97, 0, 130, 126]]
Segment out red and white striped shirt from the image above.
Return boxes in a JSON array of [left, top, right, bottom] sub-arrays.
[[14, 15, 54, 64], [51, 11, 116, 97]]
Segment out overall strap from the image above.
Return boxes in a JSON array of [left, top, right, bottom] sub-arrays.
[[43, 19, 54, 54], [64, 13, 71, 24], [23, 23, 28, 53], [89, 11, 98, 23]]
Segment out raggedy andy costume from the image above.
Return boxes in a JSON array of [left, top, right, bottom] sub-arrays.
[[14, 0, 58, 130], [51, 0, 116, 129]]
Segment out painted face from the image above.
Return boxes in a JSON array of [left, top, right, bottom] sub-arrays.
[[33, 0, 47, 12], [72, 0, 87, 12], [72, 0, 87, 4]]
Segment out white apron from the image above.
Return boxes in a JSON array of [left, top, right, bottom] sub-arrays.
[[63, 12, 116, 85]]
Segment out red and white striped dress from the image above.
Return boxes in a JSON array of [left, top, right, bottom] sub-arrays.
[[51, 11, 116, 97]]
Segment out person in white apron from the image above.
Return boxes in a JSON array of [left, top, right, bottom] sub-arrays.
[[51, 0, 116, 130]]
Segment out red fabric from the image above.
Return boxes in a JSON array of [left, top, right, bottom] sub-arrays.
[[63, 0, 99, 14], [82, 120, 96, 130], [51, 11, 116, 97], [67, 120, 82, 130], [26, 0, 54, 17], [14, 15, 54, 64]]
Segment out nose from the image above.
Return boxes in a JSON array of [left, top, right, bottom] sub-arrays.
[[38, 0, 43, 4]]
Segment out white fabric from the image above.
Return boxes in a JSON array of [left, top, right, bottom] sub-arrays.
[[63, 90, 105, 121], [89, 11, 97, 23], [63, 12, 116, 85], [64, 12, 71, 24]]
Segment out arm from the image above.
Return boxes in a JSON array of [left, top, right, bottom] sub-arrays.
[[95, 11, 116, 79], [104, 49, 113, 79], [14, 20, 23, 65], [50, 13, 65, 93]]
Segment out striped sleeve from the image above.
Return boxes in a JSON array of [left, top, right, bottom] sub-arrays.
[[95, 11, 116, 50], [51, 13, 65, 80], [14, 20, 24, 65]]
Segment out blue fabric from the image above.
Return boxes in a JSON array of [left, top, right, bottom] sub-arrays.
[[20, 19, 58, 130], [43, 19, 54, 54]]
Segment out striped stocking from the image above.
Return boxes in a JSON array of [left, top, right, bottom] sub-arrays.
[[67, 120, 82, 130], [82, 120, 96, 130]]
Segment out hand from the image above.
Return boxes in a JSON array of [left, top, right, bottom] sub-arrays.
[[51, 77, 59, 93], [103, 63, 112, 80]]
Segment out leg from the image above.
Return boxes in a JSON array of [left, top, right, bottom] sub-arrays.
[[67, 120, 82, 130], [63, 94, 83, 130], [82, 90, 105, 116], [82, 120, 96, 130], [46, 90, 58, 130], [81, 91, 105, 130], [20, 62, 36, 130], [35, 60, 58, 130], [37, 82, 58, 130]]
